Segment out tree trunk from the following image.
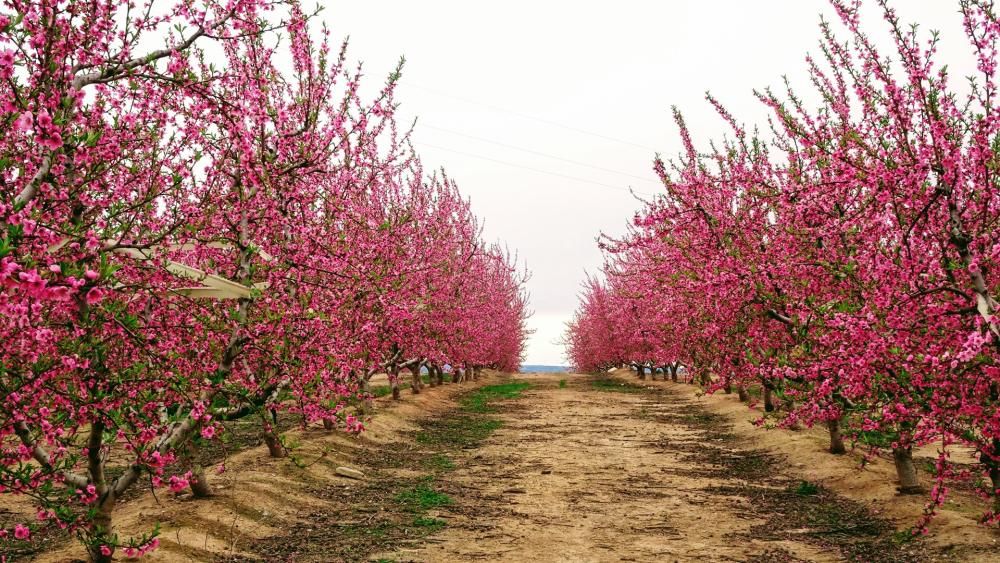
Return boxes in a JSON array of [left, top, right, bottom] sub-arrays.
[[763, 385, 775, 412], [185, 442, 213, 497], [893, 446, 922, 494], [264, 428, 286, 458], [410, 367, 422, 394], [390, 365, 401, 400], [981, 439, 1000, 515], [827, 418, 846, 455], [452, 368, 460, 383], [87, 500, 116, 563], [190, 462, 213, 497], [784, 399, 803, 431], [723, 382, 733, 394], [436, 365, 445, 386], [737, 386, 749, 402], [636, 364, 646, 380], [990, 464, 1000, 517], [260, 406, 286, 458], [323, 418, 335, 430], [670, 365, 679, 382], [361, 377, 374, 413]]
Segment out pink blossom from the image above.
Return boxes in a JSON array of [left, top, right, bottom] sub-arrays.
[[84, 287, 105, 306], [13, 112, 31, 132]]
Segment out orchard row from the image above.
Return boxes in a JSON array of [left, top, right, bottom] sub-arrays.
[[567, 0, 1000, 532], [0, 1, 528, 561]]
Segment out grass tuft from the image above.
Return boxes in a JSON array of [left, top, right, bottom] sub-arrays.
[[794, 480, 821, 496], [424, 453, 455, 471], [416, 416, 502, 447], [395, 483, 453, 512], [411, 516, 447, 531], [460, 382, 531, 413], [590, 378, 643, 393]]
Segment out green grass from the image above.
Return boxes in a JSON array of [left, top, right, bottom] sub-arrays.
[[424, 453, 455, 471], [416, 380, 530, 449], [891, 529, 918, 545], [371, 385, 392, 398], [857, 429, 898, 449], [459, 382, 531, 413], [920, 459, 937, 474], [416, 416, 502, 447], [590, 378, 643, 393], [559, 379, 567, 388], [342, 521, 392, 540], [411, 516, 447, 531], [794, 480, 821, 496], [395, 482, 452, 512]]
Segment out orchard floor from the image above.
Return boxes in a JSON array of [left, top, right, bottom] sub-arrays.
[[371, 372, 995, 563], [20, 371, 1000, 562]]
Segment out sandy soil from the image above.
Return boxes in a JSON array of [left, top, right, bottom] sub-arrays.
[[612, 370, 1000, 560], [383, 372, 828, 562], [19, 372, 503, 562], [10, 370, 999, 562], [382, 372, 998, 563]]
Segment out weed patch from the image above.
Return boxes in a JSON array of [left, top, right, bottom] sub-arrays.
[[590, 377, 643, 393], [416, 416, 502, 447], [395, 482, 452, 512], [424, 453, 455, 471], [460, 382, 531, 413], [411, 516, 447, 532], [795, 480, 821, 496]]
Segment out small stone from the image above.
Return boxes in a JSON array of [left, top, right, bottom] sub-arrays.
[[335, 466, 365, 480]]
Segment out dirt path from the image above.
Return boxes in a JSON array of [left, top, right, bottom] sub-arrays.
[[381, 373, 934, 563], [27, 370, 988, 561]]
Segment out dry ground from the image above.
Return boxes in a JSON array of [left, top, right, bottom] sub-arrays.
[[377, 372, 997, 563], [9, 370, 1000, 562]]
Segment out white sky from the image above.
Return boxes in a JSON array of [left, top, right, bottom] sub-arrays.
[[319, 1, 975, 365]]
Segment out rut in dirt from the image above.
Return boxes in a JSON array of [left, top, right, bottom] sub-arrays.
[[380, 373, 931, 563], [225, 373, 933, 562]]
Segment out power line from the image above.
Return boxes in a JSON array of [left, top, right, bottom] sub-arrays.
[[416, 141, 658, 198], [407, 83, 660, 152], [420, 123, 661, 185]]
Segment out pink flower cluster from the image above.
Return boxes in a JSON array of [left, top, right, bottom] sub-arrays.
[[0, 1, 529, 560], [568, 0, 1000, 526]]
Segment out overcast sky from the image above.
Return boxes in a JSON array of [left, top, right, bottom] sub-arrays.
[[319, 1, 976, 365]]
